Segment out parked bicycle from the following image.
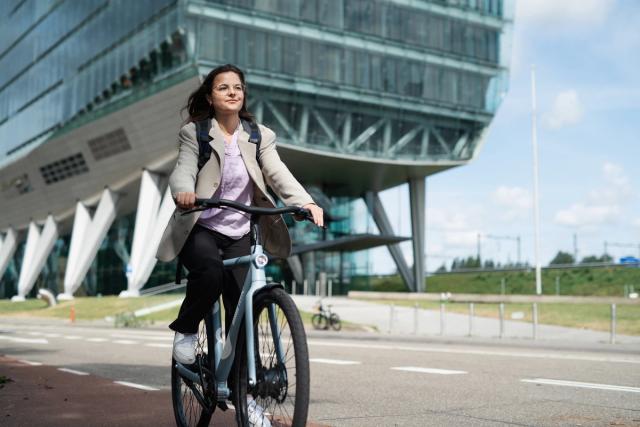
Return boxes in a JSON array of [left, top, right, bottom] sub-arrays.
[[311, 300, 342, 331], [171, 198, 312, 427]]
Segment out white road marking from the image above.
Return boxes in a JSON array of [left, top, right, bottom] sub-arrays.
[[63, 335, 83, 340], [307, 340, 640, 365], [391, 366, 467, 375], [110, 333, 172, 341], [112, 340, 137, 345], [114, 381, 160, 391], [44, 333, 61, 338], [310, 358, 361, 365], [27, 331, 43, 336], [0, 336, 48, 344], [19, 360, 43, 366], [521, 378, 640, 393], [86, 338, 108, 342], [145, 343, 172, 348], [58, 368, 89, 376]]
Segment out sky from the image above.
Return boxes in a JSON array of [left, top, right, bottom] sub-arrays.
[[359, 0, 640, 274]]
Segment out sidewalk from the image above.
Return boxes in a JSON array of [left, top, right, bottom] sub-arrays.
[[292, 295, 640, 346]]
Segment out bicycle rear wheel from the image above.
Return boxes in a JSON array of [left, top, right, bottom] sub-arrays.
[[171, 316, 215, 427], [233, 287, 310, 427], [311, 313, 327, 330]]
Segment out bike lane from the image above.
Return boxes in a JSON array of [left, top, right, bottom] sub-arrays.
[[0, 355, 236, 426]]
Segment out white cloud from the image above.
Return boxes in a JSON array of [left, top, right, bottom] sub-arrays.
[[516, 0, 614, 26], [491, 186, 532, 221], [544, 90, 584, 129], [554, 162, 633, 228], [554, 203, 620, 227]]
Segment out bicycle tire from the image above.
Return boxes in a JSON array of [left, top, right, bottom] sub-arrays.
[[232, 287, 310, 427], [171, 315, 215, 427], [311, 313, 328, 330], [329, 313, 342, 331]]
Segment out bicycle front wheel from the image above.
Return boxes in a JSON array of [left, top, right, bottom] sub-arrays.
[[171, 316, 215, 427], [329, 313, 342, 331], [233, 287, 310, 427]]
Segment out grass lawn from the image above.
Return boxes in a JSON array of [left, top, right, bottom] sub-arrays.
[[352, 265, 640, 296], [359, 299, 640, 335], [0, 295, 362, 330]]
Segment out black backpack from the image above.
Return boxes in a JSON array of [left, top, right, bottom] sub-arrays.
[[194, 118, 263, 170]]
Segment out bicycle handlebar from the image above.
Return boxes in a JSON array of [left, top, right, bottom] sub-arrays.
[[180, 197, 316, 223]]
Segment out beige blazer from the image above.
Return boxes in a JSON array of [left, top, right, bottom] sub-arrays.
[[156, 119, 314, 262]]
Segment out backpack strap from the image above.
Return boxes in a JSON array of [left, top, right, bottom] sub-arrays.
[[195, 118, 212, 171], [241, 118, 263, 169]]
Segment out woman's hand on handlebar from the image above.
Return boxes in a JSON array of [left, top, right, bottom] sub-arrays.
[[302, 203, 324, 228], [175, 192, 196, 210]]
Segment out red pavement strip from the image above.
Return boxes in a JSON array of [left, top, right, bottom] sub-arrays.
[[0, 355, 236, 426]]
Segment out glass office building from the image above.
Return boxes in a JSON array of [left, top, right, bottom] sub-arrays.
[[0, 0, 513, 298]]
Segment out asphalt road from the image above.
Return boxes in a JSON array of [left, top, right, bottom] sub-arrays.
[[1, 318, 639, 426]]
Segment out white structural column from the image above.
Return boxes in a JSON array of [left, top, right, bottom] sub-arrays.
[[58, 188, 118, 300], [120, 171, 175, 297], [409, 178, 426, 293], [0, 228, 18, 281], [12, 216, 58, 301]]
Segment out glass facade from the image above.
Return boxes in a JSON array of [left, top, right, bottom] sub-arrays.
[[0, 0, 183, 157], [0, 0, 512, 296]]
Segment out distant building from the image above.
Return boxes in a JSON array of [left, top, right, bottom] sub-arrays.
[[0, 0, 513, 299]]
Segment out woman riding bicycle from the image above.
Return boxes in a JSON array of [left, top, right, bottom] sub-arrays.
[[156, 64, 323, 424]]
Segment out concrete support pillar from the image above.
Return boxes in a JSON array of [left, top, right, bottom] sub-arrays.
[[12, 216, 58, 301], [0, 228, 18, 282], [302, 251, 316, 295], [409, 178, 426, 293], [121, 171, 175, 297], [364, 192, 415, 292], [58, 188, 118, 300], [286, 255, 304, 285]]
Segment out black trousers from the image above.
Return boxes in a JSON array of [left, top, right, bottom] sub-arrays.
[[169, 225, 250, 334]]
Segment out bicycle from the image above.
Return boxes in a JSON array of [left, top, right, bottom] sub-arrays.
[[311, 300, 341, 331], [171, 198, 314, 427]]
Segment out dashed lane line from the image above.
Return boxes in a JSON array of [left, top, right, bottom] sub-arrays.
[[145, 343, 172, 348], [521, 378, 640, 393], [112, 340, 138, 345], [63, 335, 83, 340], [307, 340, 640, 365], [310, 358, 362, 365], [58, 368, 90, 376], [0, 335, 48, 344], [86, 338, 109, 342], [114, 381, 160, 391], [110, 333, 172, 341], [391, 367, 467, 375], [19, 359, 43, 366]]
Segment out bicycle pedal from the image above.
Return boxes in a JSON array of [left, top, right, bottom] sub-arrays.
[[217, 401, 229, 411]]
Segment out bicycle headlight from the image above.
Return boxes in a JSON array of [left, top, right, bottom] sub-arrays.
[[254, 254, 269, 268]]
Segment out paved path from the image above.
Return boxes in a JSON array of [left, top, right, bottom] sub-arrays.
[[2, 318, 640, 426], [293, 296, 640, 345]]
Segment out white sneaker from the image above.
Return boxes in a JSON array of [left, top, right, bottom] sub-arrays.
[[173, 332, 197, 364], [247, 397, 271, 427]]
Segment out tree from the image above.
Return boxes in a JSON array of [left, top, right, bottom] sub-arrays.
[[580, 254, 614, 264], [549, 251, 575, 266], [436, 263, 447, 273]]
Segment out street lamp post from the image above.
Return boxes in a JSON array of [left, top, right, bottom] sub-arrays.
[[531, 65, 542, 295]]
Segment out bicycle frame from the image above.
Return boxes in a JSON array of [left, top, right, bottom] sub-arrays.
[[174, 240, 287, 402]]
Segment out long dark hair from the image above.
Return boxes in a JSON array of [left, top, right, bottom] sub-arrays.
[[183, 64, 254, 123]]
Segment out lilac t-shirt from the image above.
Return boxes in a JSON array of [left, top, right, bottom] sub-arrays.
[[197, 128, 254, 239]]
